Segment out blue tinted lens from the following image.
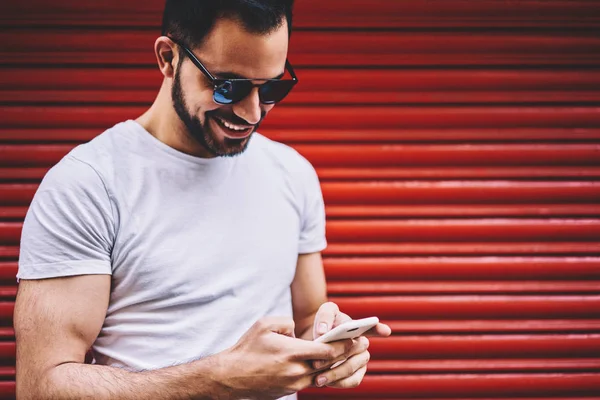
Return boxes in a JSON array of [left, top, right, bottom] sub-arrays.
[[214, 81, 234, 104]]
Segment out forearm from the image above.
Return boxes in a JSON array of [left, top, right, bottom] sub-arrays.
[[26, 355, 229, 400], [296, 311, 319, 340]]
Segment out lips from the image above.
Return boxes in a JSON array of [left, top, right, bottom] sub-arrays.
[[211, 115, 253, 139]]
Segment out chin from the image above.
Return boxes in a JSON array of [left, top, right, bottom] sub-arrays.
[[210, 132, 253, 157]]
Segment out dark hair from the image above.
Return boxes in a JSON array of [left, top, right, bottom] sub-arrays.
[[161, 0, 294, 49]]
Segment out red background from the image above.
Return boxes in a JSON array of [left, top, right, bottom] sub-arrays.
[[1, 1, 600, 398]]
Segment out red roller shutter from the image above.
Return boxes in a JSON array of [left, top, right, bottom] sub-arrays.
[[1, 1, 599, 399]]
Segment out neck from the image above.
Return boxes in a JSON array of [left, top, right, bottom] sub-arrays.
[[136, 81, 214, 158]]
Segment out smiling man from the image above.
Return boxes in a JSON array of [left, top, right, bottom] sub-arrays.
[[14, 1, 390, 399]]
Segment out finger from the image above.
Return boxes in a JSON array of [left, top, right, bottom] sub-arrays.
[[313, 302, 340, 338], [313, 336, 369, 370], [287, 372, 317, 394], [363, 322, 392, 338], [326, 365, 368, 389], [286, 336, 352, 361], [314, 350, 370, 388]]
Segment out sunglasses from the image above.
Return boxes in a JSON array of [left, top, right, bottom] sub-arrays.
[[169, 37, 298, 105]]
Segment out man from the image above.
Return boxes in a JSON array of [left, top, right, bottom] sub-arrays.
[[14, 0, 391, 398]]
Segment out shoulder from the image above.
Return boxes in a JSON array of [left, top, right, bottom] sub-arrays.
[[42, 120, 134, 193], [250, 133, 318, 182], [39, 154, 107, 197], [67, 120, 131, 176], [36, 121, 134, 208]]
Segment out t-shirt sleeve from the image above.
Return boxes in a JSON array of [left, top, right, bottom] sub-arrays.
[[17, 155, 115, 280], [298, 158, 327, 254]]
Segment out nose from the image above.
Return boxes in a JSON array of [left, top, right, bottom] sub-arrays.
[[232, 87, 262, 125]]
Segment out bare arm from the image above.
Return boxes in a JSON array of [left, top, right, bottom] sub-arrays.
[[15, 275, 226, 400], [291, 252, 328, 340]]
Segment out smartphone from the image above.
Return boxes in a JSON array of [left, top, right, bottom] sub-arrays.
[[314, 317, 379, 343]]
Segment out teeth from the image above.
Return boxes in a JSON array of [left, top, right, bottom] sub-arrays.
[[217, 117, 247, 132]]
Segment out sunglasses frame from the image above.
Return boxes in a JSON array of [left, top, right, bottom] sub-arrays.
[[169, 37, 298, 105]]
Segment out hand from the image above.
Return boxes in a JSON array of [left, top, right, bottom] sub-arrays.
[[311, 302, 392, 389], [215, 317, 353, 400]]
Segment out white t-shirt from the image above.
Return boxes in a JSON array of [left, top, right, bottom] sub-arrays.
[[18, 120, 327, 399]]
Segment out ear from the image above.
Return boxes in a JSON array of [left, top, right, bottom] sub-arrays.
[[154, 36, 178, 79]]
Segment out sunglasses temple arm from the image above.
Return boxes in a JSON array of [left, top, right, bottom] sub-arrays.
[[167, 36, 218, 82], [183, 48, 218, 82], [286, 59, 298, 81]]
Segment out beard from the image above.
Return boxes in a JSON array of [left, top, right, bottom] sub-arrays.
[[171, 65, 261, 157]]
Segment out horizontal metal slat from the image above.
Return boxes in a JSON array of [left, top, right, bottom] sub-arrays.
[[1, 0, 598, 28], [269, 128, 600, 143], [2, 31, 600, 66], [3, 68, 600, 105], [386, 319, 600, 334], [295, 144, 600, 168], [0, 208, 25, 220], [323, 257, 600, 281], [302, 397, 600, 400], [1, 143, 599, 168], [367, 335, 600, 359], [318, 167, 600, 180], [326, 219, 600, 242], [0, 382, 14, 400], [333, 295, 600, 319], [0, 248, 17, 260], [0, 328, 13, 338], [3, 106, 600, 130], [325, 204, 600, 218], [0, 343, 14, 359], [327, 281, 600, 295], [0, 264, 16, 281], [0, 302, 13, 321], [0, 376, 596, 399], [322, 181, 600, 205], [298, 396, 600, 400], [367, 358, 600, 373], [0, 185, 36, 205], [324, 242, 600, 256], [301, 373, 600, 397]]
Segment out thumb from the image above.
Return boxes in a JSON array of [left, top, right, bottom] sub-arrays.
[[313, 302, 339, 338]]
